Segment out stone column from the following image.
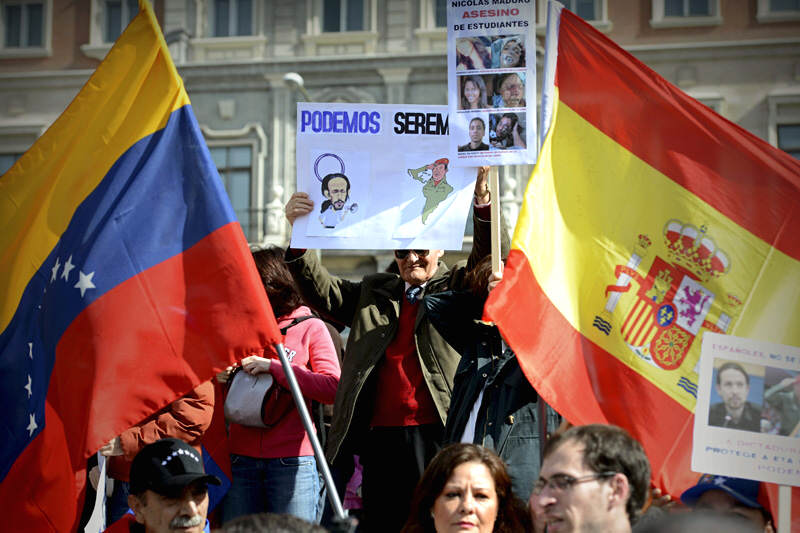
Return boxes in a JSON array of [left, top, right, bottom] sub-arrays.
[[378, 67, 412, 104], [263, 73, 298, 246], [499, 164, 532, 231]]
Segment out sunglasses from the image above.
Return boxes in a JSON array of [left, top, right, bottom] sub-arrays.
[[394, 249, 430, 260]]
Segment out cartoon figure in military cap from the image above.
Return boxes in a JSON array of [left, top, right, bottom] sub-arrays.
[[407, 158, 453, 224]]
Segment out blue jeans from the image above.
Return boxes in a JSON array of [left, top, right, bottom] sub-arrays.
[[220, 454, 319, 524]]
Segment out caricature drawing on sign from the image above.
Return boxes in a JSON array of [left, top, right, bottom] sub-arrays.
[[407, 158, 453, 224], [315, 153, 358, 228]]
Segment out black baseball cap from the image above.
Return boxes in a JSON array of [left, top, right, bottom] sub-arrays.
[[129, 438, 221, 496]]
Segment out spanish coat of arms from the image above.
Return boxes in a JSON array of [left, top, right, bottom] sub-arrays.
[[594, 219, 743, 383]]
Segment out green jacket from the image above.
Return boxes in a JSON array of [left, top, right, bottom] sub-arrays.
[[286, 210, 507, 464]]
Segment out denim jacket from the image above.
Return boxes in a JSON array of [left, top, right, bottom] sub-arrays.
[[424, 290, 560, 500]]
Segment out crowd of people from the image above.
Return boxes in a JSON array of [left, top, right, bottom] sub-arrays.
[[96, 167, 780, 533]]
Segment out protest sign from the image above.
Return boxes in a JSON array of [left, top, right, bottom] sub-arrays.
[[447, 0, 537, 166], [292, 103, 476, 250], [693, 333, 800, 486]]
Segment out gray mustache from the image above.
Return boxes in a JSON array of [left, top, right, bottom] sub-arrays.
[[170, 514, 204, 528]]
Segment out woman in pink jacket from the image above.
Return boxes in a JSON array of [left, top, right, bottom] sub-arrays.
[[221, 247, 341, 523]]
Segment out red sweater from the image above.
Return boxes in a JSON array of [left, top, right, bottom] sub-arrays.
[[370, 297, 439, 427], [228, 306, 340, 458]]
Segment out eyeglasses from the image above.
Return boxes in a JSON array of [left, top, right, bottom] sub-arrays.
[[394, 249, 430, 260], [531, 472, 617, 495]]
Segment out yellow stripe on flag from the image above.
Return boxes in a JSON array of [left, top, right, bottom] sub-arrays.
[[0, 1, 189, 333], [513, 91, 800, 410]]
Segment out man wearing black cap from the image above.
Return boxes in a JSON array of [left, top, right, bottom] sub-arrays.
[[107, 437, 220, 533], [680, 474, 775, 532]]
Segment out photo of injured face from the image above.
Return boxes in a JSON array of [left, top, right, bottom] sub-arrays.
[[491, 35, 525, 69], [456, 36, 492, 71]]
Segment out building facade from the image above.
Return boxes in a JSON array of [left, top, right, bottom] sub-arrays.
[[1, 0, 799, 274]]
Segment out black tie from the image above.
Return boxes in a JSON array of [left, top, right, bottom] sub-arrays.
[[406, 286, 422, 304]]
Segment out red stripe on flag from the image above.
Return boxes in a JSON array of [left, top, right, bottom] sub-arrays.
[[51, 221, 279, 473], [763, 483, 800, 531], [555, 10, 800, 260], [485, 249, 698, 495], [0, 402, 79, 531]]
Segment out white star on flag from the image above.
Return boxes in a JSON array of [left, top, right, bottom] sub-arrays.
[[61, 255, 75, 281], [28, 342, 33, 359], [74, 271, 96, 298], [24, 375, 32, 398], [27, 414, 37, 437], [50, 257, 61, 282]]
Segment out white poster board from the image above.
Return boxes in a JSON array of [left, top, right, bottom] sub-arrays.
[[693, 332, 800, 486], [292, 103, 476, 251], [447, 1, 537, 166]]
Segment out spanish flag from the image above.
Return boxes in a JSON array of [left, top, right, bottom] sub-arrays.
[[484, 1, 800, 525], [0, 2, 281, 529]]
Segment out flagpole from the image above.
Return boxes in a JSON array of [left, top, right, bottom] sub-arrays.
[[489, 166, 501, 274], [777, 485, 790, 533], [273, 342, 349, 525]]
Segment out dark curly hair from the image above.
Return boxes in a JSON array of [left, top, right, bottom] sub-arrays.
[[251, 246, 303, 318], [402, 444, 531, 533]]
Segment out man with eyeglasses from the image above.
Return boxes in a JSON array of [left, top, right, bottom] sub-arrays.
[[284, 167, 507, 532], [530, 424, 651, 533]]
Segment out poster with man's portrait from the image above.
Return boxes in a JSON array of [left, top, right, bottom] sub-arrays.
[[692, 333, 800, 487], [292, 103, 477, 250]]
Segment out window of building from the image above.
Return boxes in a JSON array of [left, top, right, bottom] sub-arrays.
[[323, 0, 364, 32], [302, 0, 377, 55], [557, 0, 600, 21], [0, 0, 51, 56], [651, 0, 721, 27], [209, 144, 255, 240], [415, 0, 446, 51], [537, 0, 611, 32], [769, 0, 800, 11], [82, 0, 139, 59], [415, 0, 446, 52], [664, 0, 712, 16], [768, 92, 800, 158], [757, 0, 800, 21], [4, 1, 41, 46], [434, 0, 446, 27], [104, 0, 137, 42], [211, 0, 253, 37], [778, 124, 800, 159], [0, 152, 21, 175]]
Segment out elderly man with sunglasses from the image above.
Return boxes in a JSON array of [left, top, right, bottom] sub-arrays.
[[530, 424, 651, 533], [284, 167, 507, 532]]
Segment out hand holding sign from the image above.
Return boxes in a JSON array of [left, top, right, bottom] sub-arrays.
[[286, 192, 314, 226]]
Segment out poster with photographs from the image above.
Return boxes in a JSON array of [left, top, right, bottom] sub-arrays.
[[692, 332, 800, 486], [447, 1, 536, 167], [292, 103, 476, 251]]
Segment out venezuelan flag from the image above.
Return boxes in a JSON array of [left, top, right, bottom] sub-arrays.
[[0, 2, 281, 529], [485, 1, 800, 526]]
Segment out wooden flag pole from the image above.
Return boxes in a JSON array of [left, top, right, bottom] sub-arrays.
[[778, 485, 791, 533], [489, 166, 502, 275]]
